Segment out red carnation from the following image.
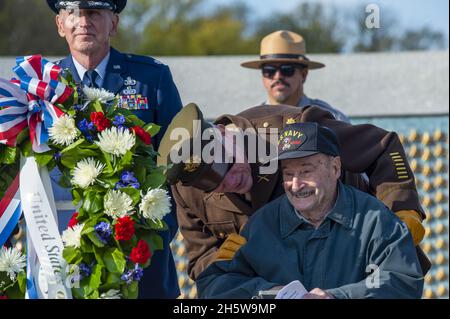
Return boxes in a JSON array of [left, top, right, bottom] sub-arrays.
[[130, 240, 151, 265], [114, 216, 135, 241], [90, 112, 111, 132], [67, 212, 79, 229], [132, 126, 152, 145]]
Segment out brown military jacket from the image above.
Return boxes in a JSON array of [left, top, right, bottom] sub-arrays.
[[173, 104, 426, 280]]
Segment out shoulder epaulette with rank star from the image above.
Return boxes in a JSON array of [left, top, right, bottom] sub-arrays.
[[124, 53, 167, 67]]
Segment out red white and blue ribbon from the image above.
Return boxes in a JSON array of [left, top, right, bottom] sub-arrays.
[[0, 55, 74, 299], [0, 175, 22, 247], [0, 55, 72, 152]]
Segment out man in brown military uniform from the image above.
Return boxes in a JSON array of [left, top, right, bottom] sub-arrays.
[[158, 103, 429, 281]]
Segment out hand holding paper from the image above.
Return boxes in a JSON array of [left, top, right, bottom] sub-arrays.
[[275, 280, 308, 299]]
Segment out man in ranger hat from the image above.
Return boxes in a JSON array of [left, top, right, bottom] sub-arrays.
[[46, 0, 182, 298], [158, 103, 429, 282], [196, 123, 424, 299], [241, 30, 349, 122]]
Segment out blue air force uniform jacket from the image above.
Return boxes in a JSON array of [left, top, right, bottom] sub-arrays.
[[52, 47, 182, 298], [197, 182, 424, 299]]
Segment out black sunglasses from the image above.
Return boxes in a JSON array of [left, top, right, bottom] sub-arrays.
[[261, 64, 303, 79]]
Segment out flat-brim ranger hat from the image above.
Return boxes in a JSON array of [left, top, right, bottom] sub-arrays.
[[241, 30, 325, 70], [157, 103, 232, 192], [275, 122, 340, 162], [47, 0, 127, 13]]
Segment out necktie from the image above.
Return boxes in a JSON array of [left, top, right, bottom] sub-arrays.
[[83, 69, 99, 88]]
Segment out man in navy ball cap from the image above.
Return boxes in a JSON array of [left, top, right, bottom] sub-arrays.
[[197, 122, 424, 299], [46, 0, 182, 299]]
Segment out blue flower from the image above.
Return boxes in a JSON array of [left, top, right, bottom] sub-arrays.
[[94, 222, 111, 244], [132, 264, 144, 281], [120, 270, 133, 285], [79, 263, 92, 278], [78, 119, 96, 142], [115, 171, 140, 189], [113, 115, 126, 129], [120, 264, 144, 285], [73, 104, 84, 112], [53, 151, 62, 162]]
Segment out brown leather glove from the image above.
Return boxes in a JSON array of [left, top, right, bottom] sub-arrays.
[[395, 210, 425, 246], [216, 233, 247, 261]]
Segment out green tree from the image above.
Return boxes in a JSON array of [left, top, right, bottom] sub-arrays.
[[0, 0, 67, 56], [253, 2, 347, 53], [399, 26, 446, 51], [134, 0, 256, 56], [352, 4, 446, 52], [352, 4, 398, 52]]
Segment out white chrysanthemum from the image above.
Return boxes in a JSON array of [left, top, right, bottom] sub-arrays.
[[83, 86, 115, 102], [95, 127, 135, 157], [139, 188, 171, 221], [0, 247, 26, 281], [49, 115, 79, 146], [61, 223, 84, 248], [104, 189, 134, 220], [100, 289, 122, 299], [72, 157, 105, 189]]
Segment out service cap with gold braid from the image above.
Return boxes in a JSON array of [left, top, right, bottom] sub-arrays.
[[157, 103, 232, 192], [47, 0, 127, 13]]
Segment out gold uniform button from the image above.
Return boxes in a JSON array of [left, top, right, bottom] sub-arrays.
[[219, 232, 225, 239], [263, 122, 270, 128]]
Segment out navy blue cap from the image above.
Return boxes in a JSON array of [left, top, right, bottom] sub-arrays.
[[47, 0, 127, 14], [276, 122, 340, 161]]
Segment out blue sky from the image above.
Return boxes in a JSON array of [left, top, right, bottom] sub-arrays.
[[209, 0, 449, 43]]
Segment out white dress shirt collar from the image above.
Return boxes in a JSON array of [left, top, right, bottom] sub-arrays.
[[72, 52, 110, 87]]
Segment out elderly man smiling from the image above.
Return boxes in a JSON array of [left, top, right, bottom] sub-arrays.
[[196, 122, 424, 299]]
